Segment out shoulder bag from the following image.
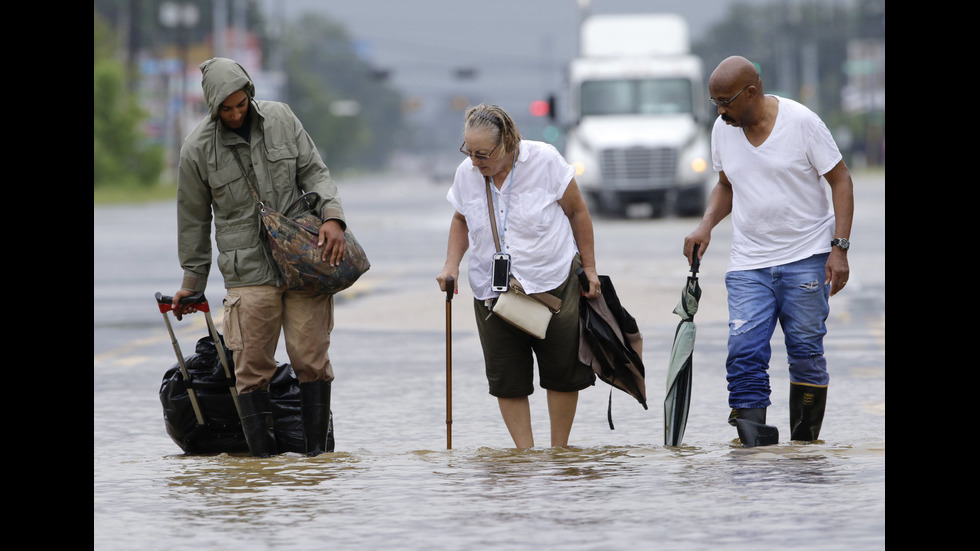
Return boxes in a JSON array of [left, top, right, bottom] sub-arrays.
[[485, 177, 561, 339], [232, 149, 370, 294]]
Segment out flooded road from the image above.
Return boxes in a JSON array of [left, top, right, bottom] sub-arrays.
[[94, 170, 884, 550]]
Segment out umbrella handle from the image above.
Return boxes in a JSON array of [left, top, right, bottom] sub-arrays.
[[691, 244, 701, 276], [576, 267, 589, 293]]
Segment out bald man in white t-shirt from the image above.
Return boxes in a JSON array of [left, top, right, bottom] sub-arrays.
[[684, 56, 854, 448]]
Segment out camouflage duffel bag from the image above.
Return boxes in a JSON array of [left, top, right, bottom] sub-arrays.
[[260, 191, 370, 295]]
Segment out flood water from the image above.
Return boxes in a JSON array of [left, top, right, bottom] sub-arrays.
[[94, 172, 885, 550]]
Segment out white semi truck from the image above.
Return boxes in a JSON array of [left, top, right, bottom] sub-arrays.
[[563, 13, 713, 217]]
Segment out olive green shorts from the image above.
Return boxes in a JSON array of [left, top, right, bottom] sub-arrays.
[[474, 255, 596, 398]]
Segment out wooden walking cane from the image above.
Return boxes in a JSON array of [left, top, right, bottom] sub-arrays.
[[445, 276, 455, 449]]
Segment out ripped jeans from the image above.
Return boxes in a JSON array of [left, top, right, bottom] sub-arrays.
[[724, 253, 830, 409]]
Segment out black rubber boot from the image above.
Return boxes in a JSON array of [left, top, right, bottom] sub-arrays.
[[300, 380, 332, 456], [238, 390, 278, 458], [728, 407, 779, 447], [789, 383, 828, 442]]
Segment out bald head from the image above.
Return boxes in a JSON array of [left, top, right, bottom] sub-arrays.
[[708, 56, 770, 128], [709, 56, 761, 92]]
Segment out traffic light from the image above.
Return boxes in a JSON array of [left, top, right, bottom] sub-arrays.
[[529, 99, 550, 117], [531, 95, 559, 143], [530, 95, 557, 120]]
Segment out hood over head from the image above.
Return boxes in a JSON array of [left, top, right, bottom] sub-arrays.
[[199, 57, 255, 120]]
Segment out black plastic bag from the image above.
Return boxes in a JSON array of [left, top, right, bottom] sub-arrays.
[[159, 333, 334, 454]]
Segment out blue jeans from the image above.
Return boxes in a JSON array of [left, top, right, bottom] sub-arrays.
[[724, 253, 831, 409]]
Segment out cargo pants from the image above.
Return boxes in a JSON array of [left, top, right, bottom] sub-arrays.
[[222, 285, 335, 394]]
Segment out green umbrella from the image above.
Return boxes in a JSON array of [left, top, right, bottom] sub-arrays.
[[664, 245, 701, 447]]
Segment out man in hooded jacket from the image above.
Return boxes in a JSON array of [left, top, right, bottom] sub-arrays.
[[170, 57, 347, 457]]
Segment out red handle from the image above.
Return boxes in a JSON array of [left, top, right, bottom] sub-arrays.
[[155, 291, 210, 313]]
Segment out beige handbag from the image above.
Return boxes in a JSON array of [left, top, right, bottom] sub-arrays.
[[484, 178, 561, 339], [493, 277, 560, 339]]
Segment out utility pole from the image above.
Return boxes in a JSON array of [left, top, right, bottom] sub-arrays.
[[159, 1, 200, 171]]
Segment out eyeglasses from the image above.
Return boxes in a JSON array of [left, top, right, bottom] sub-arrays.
[[459, 142, 498, 161], [709, 84, 751, 107]]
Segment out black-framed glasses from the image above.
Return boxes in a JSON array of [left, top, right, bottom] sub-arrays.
[[709, 84, 751, 107], [459, 142, 498, 161]]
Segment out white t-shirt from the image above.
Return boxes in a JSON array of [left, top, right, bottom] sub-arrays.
[[711, 95, 842, 271], [448, 140, 578, 300]]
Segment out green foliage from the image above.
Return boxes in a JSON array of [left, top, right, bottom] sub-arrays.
[[691, 0, 884, 167], [280, 14, 405, 172], [94, 11, 165, 189], [94, 182, 177, 205], [693, 0, 882, 118]]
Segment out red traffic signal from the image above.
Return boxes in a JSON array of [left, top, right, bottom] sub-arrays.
[[529, 99, 550, 117]]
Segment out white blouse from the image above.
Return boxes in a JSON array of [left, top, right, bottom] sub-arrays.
[[447, 140, 578, 300]]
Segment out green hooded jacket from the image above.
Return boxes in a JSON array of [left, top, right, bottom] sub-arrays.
[[176, 57, 346, 292]]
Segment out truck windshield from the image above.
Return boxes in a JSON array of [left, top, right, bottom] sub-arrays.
[[580, 78, 692, 116]]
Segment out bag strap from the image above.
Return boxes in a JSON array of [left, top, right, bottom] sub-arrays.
[[484, 178, 562, 313], [283, 191, 321, 217], [232, 147, 319, 218], [231, 147, 264, 206], [485, 177, 503, 253]]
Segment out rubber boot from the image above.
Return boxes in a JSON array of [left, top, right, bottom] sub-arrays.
[[300, 380, 332, 456], [728, 408, 779, 447], [238, 390, 278, 458], [789, 383, 828, 442]]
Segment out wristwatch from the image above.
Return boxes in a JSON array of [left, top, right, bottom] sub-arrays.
[[831, 238, 850, 251]]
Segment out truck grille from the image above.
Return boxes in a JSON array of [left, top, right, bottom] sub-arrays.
[[599, 147, 677, 189]]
